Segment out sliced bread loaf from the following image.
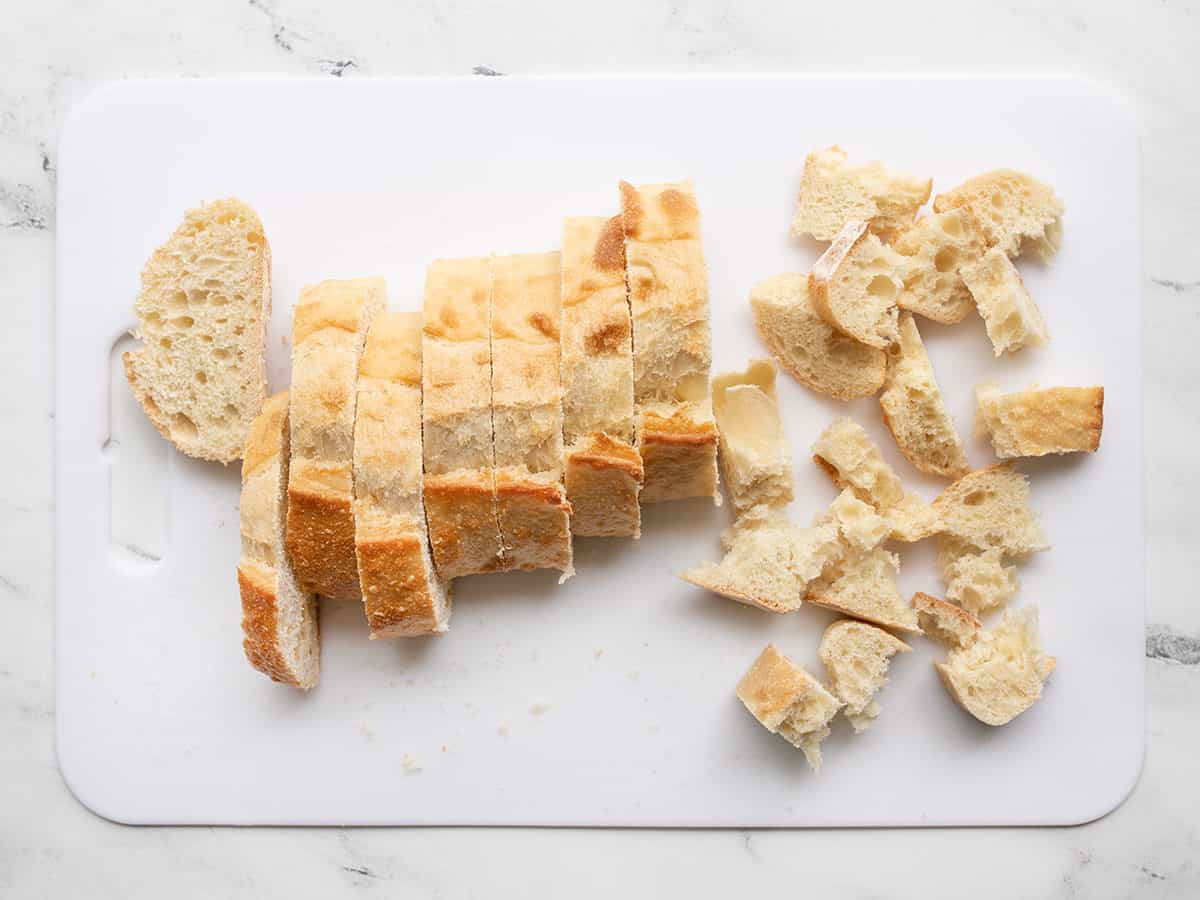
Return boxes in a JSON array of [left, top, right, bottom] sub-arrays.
[[960, 248, 1049, 356], [976, 383, 1104, 458], [818, 619, 911, 732], [712, 359, 794, 515], [810, 221, 909, 349], [893, 209, 986, 325], [933, 169, 1064, 261]]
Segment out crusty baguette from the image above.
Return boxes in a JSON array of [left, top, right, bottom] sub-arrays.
[[932, 464, 1048, 559], [353, 312, 451, 638], [960, 248, 1049, 356], [560, 215, 643, 537], [975, 383, 1104, 458], [790, 146, 931, 243], [937, 538, 1020, 616], [818, 619, 911, 732], [620, 180, 719, 504], [124, 197, 270, 463], [490, 252, 573, 576], [711, 359, 794, 515], [933, 169, 1064, 261], [810, 221, 908, 350], [421, 257, 505, 579], [736, 643, 842, 772], [285, 277, 384, 600], [238, 391, 319, 689], [749, 272, 887, 401], [893, 209, 986, 325], [879, 312, 969, 479], [806, 547, 922, 633], [911, 592, 982, 650]]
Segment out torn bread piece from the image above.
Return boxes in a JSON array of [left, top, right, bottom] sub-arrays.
[[353, 312, 451, 638], [712, 359, 794, 515], [421, 258, 506, 579], [933, 464, 1048, 559], [749, 272, 887, 400], [490, 252, 573, 576], [879, 312, 969, 479], [976, 383, 1104, 458], [286, 277, 384, 600], [238, 391, 319, 689], [936, 606, 1056, 726], [620, 180, 719, 504], [937, 538, 1020, 616], [806, 547, 922, 633], [960, 248, 1049, 356], [790, 146, 932, 243], [893, 209, 987, 325], [824, 489, 890, 552], [933, 169, 1064, 261], [560, 215, 642, 537], [810, 221, 909, 349], [818, 619, 911, 732], [911, 592, 983, 650], [737, 643, 842, 771]]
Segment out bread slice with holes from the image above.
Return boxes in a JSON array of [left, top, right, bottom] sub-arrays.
[[560, 215, 643, 538], [937, 538, 1020, 616], [879, 312, 969, 479], [960, 248, 1049, 356], [749, 272, 887, 400], [790, 146, 932, 243], [933, 464, 1048, 559], [810, 221, 909, 349], [285, 277, 384, 600], [911, 592, 982, 649], [237, 391, 319, 689], [712, 359, 794, 515], [806, 547, 922, 633], [737, 643, 842, 771], [124, 198, 270, 463], [352, 312, 451, 638], [933, 169, 1064, 261], [935, 606, 1056, 726], [976, 383, 1104, 458], [893, 209, 986, 325], [818, 619, 911, 732]]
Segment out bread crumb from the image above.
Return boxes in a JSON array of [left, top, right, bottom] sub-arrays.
[[497, 722, 509, 737], [401, 753, 422, 774], [530, 702, 552, 715]]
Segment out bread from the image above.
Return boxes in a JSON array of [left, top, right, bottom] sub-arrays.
[[736, 643, 842, 771], [911, 591, 982, 650], [790, 146, 932, 243], [933, 464, 1048, 558], [490, 252, 573, 576], [285, 277, 384, 600], [560, 215, 642, 537], [810, 221, 911, 350], [935, 606, 1056, 726], [237, 391, 319, 689], [824, 489, 890, 552], [811, 417, 941, 542], [878, 312, 969, 478], [620, 180, 719, 504], [352, 312, 451, 638], [937, 538, 1020, 616], [960, 248, 1049, 356], [893, 209, 986, 325], [806, 547, 922, 633], [818, 619, 911, 732], [933, 169, 1064, 261], [124, 198, 270, 463], [421, 257, 505, 579], [976, 383, 1104, 458], [712, 359, 794, 515], [749, 272, 887, 400]]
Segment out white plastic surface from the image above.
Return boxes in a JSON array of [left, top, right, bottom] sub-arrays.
[[55, 76, 1143, 826]]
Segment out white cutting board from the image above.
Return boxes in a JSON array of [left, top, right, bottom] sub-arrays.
[[55, 76, 1143, 826]]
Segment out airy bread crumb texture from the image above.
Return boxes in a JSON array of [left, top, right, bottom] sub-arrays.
[[911, 591, 982, 650], [124, 197, 270, 463], [933, 169, 1064, 261], [893, 210, 987, 325], [711, 359, 794, 515], [937, 538, 1020, 616], [933, 464, 1048, 559], [806, 547, 922, 633], [960, 248, 1049, 356], [975, 383, 1104, 458], [810, 221, 909, 349], [818, 619, 912, 732]]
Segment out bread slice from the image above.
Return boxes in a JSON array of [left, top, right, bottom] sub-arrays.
[[490, 252, 573, 576], [285, 277, 384, 600], [933, 464, 1048, 558], [810, 221, 910, 350], [960, 248, 1049, 356], [790, 146, 932, 243], [878, 312, 969, 479], [620, 180, 719, 504], [749, 272, 887, 400], [237, 391, 319, 689], [811, 417, 941, 542], [933, 169, 1064, 261], [712, 359, 794, 515], [560, 215, 642, 537], [911, 592, 982, 650], [124, 198, 270, 463], [818, 619, 911, 732], [893, 209, 986, 325], [935, 606, 1056, 726], [976, 383, 1104, 458], [736, 643, 842, 771], [937, 538, 1020, 616], [806, 547, 921, 633], [352, 312, 451, 638], [421, 258, 506, 579]]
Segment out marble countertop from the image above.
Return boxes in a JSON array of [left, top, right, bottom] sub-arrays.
[[2, 0, 1198, 896]]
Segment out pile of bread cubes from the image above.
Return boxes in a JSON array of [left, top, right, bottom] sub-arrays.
[[121, 147, 1102, 774]]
